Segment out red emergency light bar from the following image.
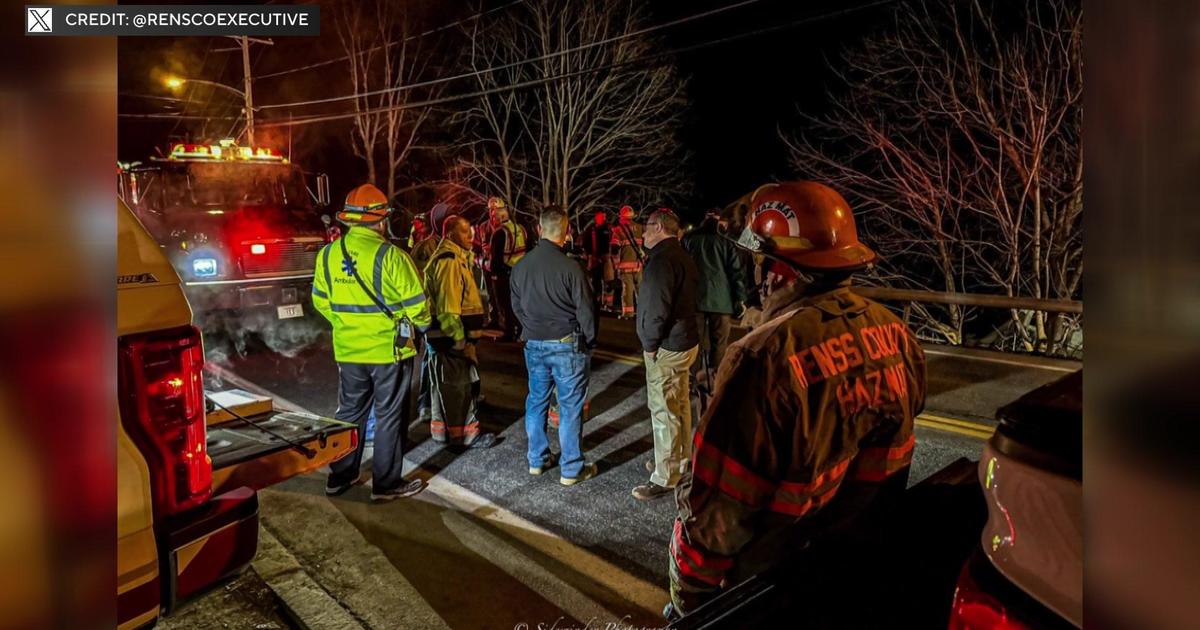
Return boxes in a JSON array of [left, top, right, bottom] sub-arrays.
[[167, 142, 287, 163]]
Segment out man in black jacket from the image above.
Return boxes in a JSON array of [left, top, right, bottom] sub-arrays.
[[634, 208, 700, 500], [511, 207, 598, 486]]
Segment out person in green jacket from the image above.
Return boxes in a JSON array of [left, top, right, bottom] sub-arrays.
[[682, 211, 749, 384], [313, 184, 431, 502], [423, 215, 497, 449]]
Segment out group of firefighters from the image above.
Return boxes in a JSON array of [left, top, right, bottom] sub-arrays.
[[310, 180, 927, 620], [408, 198, 656, 332], [578, 205, 650, 319]]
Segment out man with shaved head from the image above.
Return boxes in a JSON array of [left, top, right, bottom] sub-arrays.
[[511, 206, 598, 485]]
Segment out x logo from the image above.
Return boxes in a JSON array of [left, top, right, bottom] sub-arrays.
[[26, 8, 52, 33]]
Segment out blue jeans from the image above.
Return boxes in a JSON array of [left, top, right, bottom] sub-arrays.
[[524, 339, 590, 478]]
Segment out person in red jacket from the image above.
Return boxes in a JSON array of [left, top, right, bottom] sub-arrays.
[[667, 182, 927, 617]]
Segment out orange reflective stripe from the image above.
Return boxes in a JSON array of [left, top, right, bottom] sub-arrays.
[[430, 420, 480, 438], [776, 458, 849, 496], [768, 482, 844, 516], [671, 520, 730, 586], [692, 438, 776, 506], [767, 459, 849, 517], [851, 434, 915, 482]]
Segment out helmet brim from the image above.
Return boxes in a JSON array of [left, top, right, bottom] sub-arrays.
[[336, 208, 391, 225], [790, 244, 878, 271]]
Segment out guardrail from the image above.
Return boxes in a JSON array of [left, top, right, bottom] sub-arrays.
[[853, 287, 1082, 315]]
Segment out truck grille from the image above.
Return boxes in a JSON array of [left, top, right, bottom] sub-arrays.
[[241, 240, 321, 277]]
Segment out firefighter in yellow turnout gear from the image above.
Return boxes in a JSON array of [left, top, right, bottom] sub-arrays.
[[312, 184, 431, 501], [423, 215, 497, 449], [612, 205, 644, 318], [485, 197, 527, 340]]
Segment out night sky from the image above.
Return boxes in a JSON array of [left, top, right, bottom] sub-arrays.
[[118, 0, 896, 215]]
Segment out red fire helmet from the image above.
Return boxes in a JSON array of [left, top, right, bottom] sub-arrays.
[[740, 181, 876, 273]]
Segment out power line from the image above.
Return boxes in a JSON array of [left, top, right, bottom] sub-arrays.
[[257, 0, 902, 128], [255, 0, 524, 80], [120, 113, 227, 121], [120, 0, 900, 128], [258, 0, 768, 111]]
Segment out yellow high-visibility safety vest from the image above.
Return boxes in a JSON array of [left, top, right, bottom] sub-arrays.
[[312, 226, 432, 363], [501, 220, 527, 267]]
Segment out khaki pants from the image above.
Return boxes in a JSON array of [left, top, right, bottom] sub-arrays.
[[644, 345, 699, 487]]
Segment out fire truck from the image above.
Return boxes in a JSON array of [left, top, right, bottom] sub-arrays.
[[118, 140, 332, 320]]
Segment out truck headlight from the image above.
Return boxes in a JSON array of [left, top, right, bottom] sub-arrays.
[[192, 257, 218, 278]]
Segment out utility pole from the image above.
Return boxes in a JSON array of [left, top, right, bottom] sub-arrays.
[[241, 35, 255, 145], [215, 36, 271, 144]]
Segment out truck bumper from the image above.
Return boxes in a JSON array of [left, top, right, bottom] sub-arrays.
[[159, 487, 260, 613], [183, 275, 313, 313]]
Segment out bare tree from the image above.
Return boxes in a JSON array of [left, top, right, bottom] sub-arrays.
[[454, 9, 530, 214], [455, 0, 691, 221], [783, 0, 1082, 355], [333, 0, 437, 200]]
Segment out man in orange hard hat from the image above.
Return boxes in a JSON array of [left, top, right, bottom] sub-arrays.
[[312, 183, 431, 501], [666, 182, 927, 618]]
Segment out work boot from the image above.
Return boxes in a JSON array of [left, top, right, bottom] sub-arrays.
[[467, 432, 497, 449], [632, 482, 673, 501], [529, 454, 559, 476], [560, 463, 598, 486], [370, 479, 426, 502]]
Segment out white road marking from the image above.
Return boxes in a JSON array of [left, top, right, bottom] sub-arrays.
[[442, 510, 622, 625], [257, 491, 451, 630], [215, 363, 669, 617], [417, 474, 667, 616]]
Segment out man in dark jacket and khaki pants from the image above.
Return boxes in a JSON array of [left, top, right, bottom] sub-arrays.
[[635, 208, 700, 501]]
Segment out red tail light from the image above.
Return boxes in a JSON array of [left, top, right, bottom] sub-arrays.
[[948, 562, 1031, 630], [119, 325, 212, 516]]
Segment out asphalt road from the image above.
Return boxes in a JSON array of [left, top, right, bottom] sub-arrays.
[[199, 314, 1077, 629]]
